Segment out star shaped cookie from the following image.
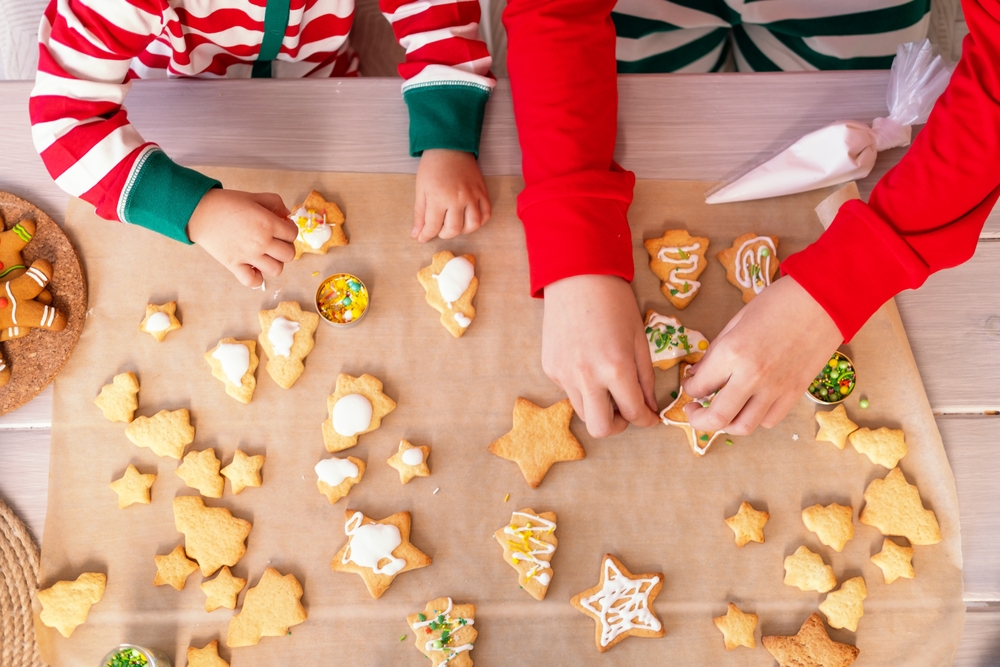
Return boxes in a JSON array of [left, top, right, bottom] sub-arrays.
[[388, 439, 431, 484], [154, 545, 199, 590], [109, 464, 156, 508], [819, 576, 867, 632], [713, 602, 757, 650], [205, 338, 259, 404], [174, 496, 252, 577], [488, 397, 585, 489], [37, 572, 106, 638], [221, 449, 265, 494], [494, 508, 558, 601], [315, 455, 366, 503], [871, 538, 915, 584], [814, 404, 858, 450], [783, 546, 837, 593], [258, 301, 320, 389], [644, 229, 710, 309], [660, 363, 724, 456], [201, 566, 247, 612], [176, 448, 225, 498], [330, 509, 432, 599], [227, 568, 307, 647], [859, 467, 941, 545], [139, 301, 181, 342], [762, 613, 859, 667], [94, 371, 139, 423], [801, 503, 854, 552], [848, 426, 907, 468], [417, 250, 479, 337], [289, 190, 348, 259], [187, 640, 229, 667], [725, 501, 769, 547], [125, 409, 194, 459], [407, 597, 478, 667], [322, 373, 397, 452], [571, 554, 664, 652]]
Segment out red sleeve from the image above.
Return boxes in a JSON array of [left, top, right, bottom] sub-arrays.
[[502, 0, 635, 297], [782, 0, 1000, 341]]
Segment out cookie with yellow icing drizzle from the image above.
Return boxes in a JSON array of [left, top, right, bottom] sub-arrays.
[[494, 508, 558, 600], [289, 190, 347, 259]]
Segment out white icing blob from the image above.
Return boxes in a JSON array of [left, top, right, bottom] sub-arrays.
[[333, 394, 373, 437], [300, 223, 332, 249], [315, 457, 359, 487], [267, 316, 301, 357], [432, 256, 475, 306], [212, 343, 250, 386], [342, 511, 405, 576], [145, 311, 171, 332], [453, 312, 472, 328], [401, 447, 424, 466]]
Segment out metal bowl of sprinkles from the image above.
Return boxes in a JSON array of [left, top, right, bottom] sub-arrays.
[[315, 273, 369, 328], [806, 350, 857, 405]]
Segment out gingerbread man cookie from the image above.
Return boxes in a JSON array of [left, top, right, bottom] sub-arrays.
[[0, 216, 51, 305], [0, 349, 10, 388], [417, 251, 478, 337], [718, 233, 780, 303], [644, 229, 709, 309], [289, 190, 348, 259], [0, 259, 67, 342]]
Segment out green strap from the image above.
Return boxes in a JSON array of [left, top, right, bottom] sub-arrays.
[[252, 0, 291, 79], [0, 265, 26, 280], [12, 223, 32, 243]]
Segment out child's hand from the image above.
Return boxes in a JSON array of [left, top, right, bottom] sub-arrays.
[[542, 274, 660, 438], [187, 189, 297, 288], [683, 276, 843, 435], [413, 149, 491, 242]]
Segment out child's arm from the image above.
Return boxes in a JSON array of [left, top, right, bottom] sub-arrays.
[[684, 0, 1000, 434], [503, 0, 658, 437], [378, 0, 495, 241]]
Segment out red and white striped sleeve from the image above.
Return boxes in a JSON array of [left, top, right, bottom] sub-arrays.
[[29, 0, 219, 243], [379, 0, 496, 157]]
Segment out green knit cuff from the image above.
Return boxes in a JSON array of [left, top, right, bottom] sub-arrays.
[[120, 148, 221, 244], [403, 83, 491, 158]]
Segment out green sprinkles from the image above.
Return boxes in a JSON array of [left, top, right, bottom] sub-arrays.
[[399, 634, 407, 642], [859, 398, 870, 409], [699, 434, 709, 442], [808, 353, 856, 403], [417, 613, 426, 622], [726, 439, 733, 446], [106, 649, 149, 667]]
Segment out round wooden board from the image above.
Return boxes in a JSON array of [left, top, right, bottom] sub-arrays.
[[0, 192, 87, 416]]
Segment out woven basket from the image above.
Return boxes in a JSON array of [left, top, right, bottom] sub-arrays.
[[0, 497, 45, 667]]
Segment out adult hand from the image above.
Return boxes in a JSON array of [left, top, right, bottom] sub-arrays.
[[683, 276, 843, 435], [413, 149, 491, 242], [542, 274, 659, 438], [187, 189, 296, 287]]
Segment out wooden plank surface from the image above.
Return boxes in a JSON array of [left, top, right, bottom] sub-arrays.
[[955, 607, 1000, 667], [0, 429, 49, 545]]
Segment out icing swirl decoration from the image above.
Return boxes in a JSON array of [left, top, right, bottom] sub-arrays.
[[504, 511, 556, 586], [735, 236, 776, 295], [576, 556, 664, 650], [656, 243, 701, 299], [410, 598, 476, 664]]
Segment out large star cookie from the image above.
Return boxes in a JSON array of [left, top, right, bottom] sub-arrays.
[[814, 404, 858, 450], [859, 467, 941, 545], [819, 577, 867, 632], [762, 613, 859, 667], [289, 190, 348, 259], [801, 503, 854, 552], [848, 426, 907, 468], [330, 510, 432, 599], [227, 568, 307, 647], [488, 397, 585, 489], [407, 597, 478, 667], [783, 546, 837, 593], [644, 229, 709, 309], [258, 301, 320, 389], [660, 363, 724, 456], [125, 409, 195, 459], [571, 554, 664, 652], [387, 439, 431, 484], [221, 449, 265, 495], [154, 545, 199, 590], [139, 301, 182, 342], [205, 338, 259, 404], [175, 448, 225, 498], [870, 538, 915, 584], [94, 372, 139, 423], [725, 501, 769, 547], [315, 455, 366, 503], [417, 251, 478, 337], [494, 508, 558, 601], [37, 572, 106, 638], [187, 640, 229, 667], [109, 464, 156, 508], [643, 311, 708, 371], [322, 373, 397, 452], [174, 496, 252, 576], [202, 566, 247, 612], [713, 602, 757, 650], [717, 233, 780, 303]]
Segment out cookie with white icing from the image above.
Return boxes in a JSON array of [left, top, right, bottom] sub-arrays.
[[289, 190, 347, 259], [407, 597, 478, 667], [644, 229, 709, 309], [660, 362, 725, 456], [571, 554, 664, 652], [321, 373, 397, 452], [417, 251, 478, 338], [644, 311, 708, 371], [494, 508, 558, 601], [205, 338, 259, 404], [315, 455, 366, 503], [717, 233, 780, 303], [387, 439, 430, 484], [139, 301, 181, 342], [330, 509, 432, 599], [258, 301, 320, 389]]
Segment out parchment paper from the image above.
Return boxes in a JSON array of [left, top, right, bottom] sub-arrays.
[[37, 171, 964, 666]]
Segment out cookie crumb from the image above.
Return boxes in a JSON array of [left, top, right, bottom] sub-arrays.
[[503, 493, 510, 502], [433, 487, 440, 494]]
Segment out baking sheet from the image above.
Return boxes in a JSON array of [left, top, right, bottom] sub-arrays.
[[37, 171, 964, 666]]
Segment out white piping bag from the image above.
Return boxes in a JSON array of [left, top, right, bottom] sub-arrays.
[[705, 40, 953, 205]]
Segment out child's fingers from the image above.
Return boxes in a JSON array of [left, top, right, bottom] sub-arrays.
[[265, 238, 295, 264], [682, 346, 732, 400], [253, 254, 285, 278], [253, 192, 290, 218], [479, 195, 492, 226], [462, 201, 482, 234], [413, 194, 427, 239], [686, 379, 751, 433], [232, 263, 263, 288], [581, 386, 628, 438], [271, 216, 298, 244], [609, 371, 658, 428], [634, 331, 658, 413], [417, 202, 447, 242], [724, 392, 772, 436], [760, 391, 800, 429], [438, 206, 465, 240]]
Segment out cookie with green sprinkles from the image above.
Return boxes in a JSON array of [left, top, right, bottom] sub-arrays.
[[718, 233, 779, 304], [659, 363, 725, 456], [644, 229, 710, 309], [407, 597, 477, 667]]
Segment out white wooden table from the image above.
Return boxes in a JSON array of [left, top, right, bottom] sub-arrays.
[[1, 74, 998, 664]]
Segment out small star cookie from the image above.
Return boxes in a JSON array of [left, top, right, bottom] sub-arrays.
[[725, 501, 769, 547], [125, 409, 195, 459], [571, 554, 664, 652], [258, 301, 320, 389], [139, 301, 181, 342], [871, 538, 915, 584], [94, 372, 139, 423], [315, 455, 366, 503], [762, 613, 859, 667], [227, 568, 307, 647], [859, 467, 941, 545], [494, 508, 558, 601], [37, 572, 106, 638], [205, 338, 259, 404], [417, 250, 478, 338], [713, 602, 757, 650], [801, 503, 854, 552], [717, 233, 780, 303], [644, 311, 708, 371], [201, 566, 247, 612], [848, 426, 907, 468], [488, 397, 585, 489], [644, 229, 710, 309], [176, 448, 225, 498], [407, 597, 478, 667], [187, 640, 229, 667], [289, 190, 347, 260], [814, 404, 858, 450], [819, 577, 867, 632], [109, 464, 156, 508], [330, 509, 432, 599], [660, 363, 725, 456], [221, 449, 265, 494], [174, 496, 252, 577], [322, 373, 397, 452], [783, 546, 837, 593], [154, 545, 199, 590], [388, 439, 431, 484]]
